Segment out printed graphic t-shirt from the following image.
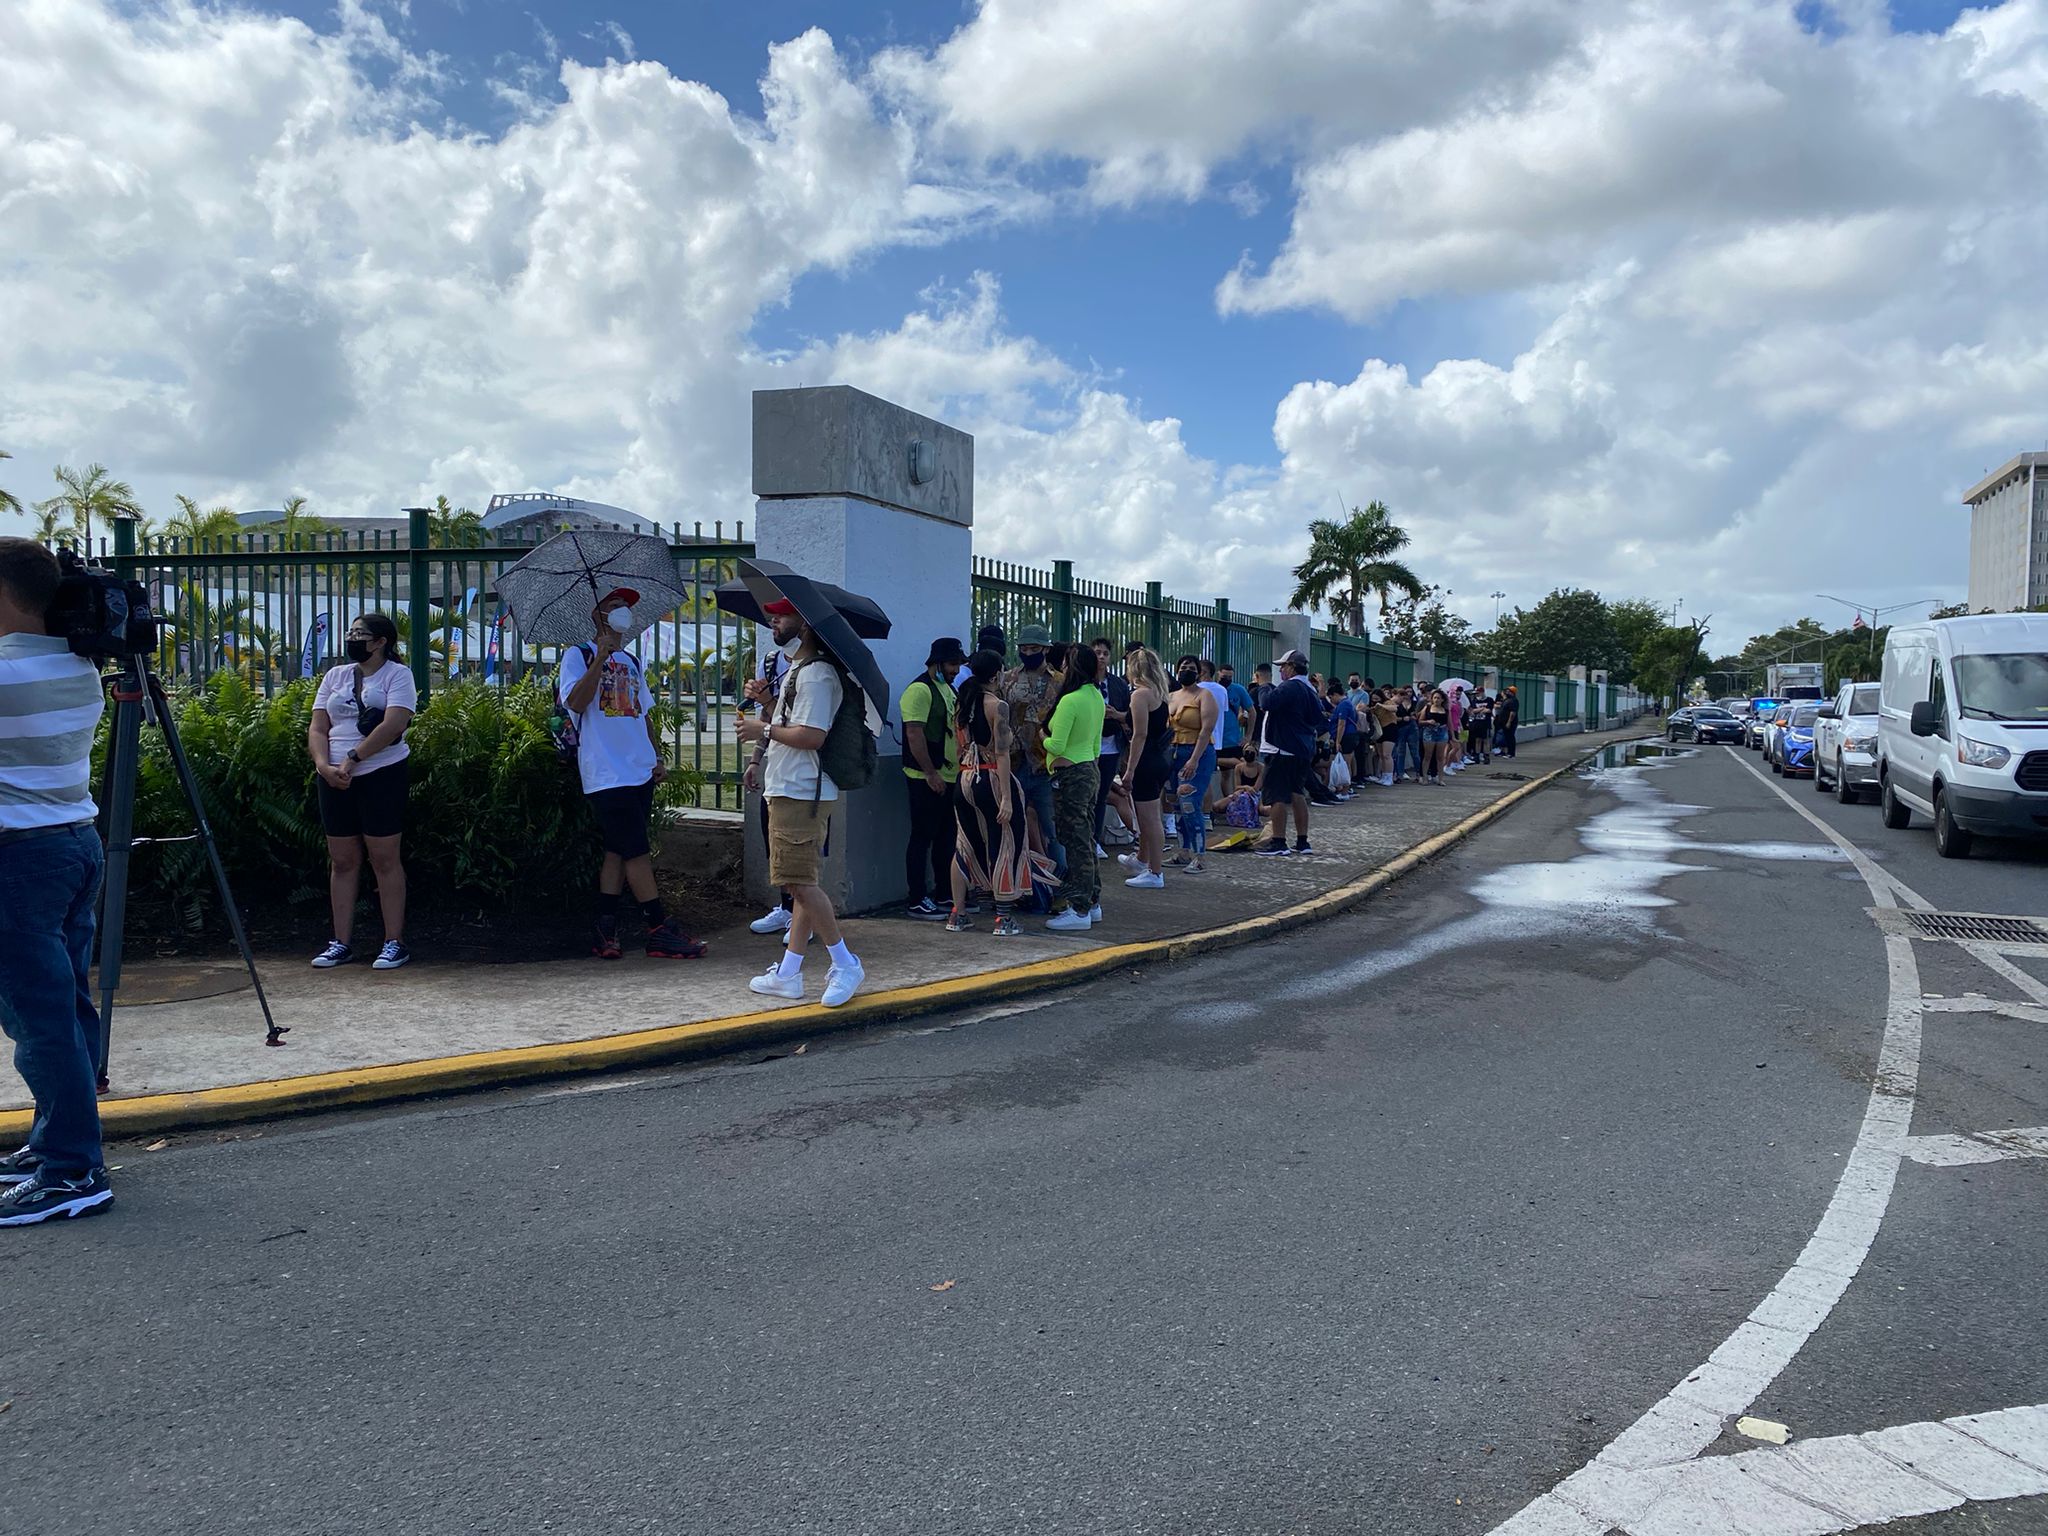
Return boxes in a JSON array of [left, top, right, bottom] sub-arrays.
[[557, 645, 656, 795]]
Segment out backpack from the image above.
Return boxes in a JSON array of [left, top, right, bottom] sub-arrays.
[[1226, 789, 1262, 828], [781, 657, 877, 799], [548, 645, 595, 759]]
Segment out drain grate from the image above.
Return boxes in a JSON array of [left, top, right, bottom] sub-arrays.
[[1902, 911, 2048, 945]]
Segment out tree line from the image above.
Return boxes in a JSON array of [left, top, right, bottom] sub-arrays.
[[1287, 501, 1702, 696], [0, 455, 486, 549]]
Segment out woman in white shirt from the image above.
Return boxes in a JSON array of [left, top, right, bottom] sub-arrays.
[[306, 613, 416, 971]]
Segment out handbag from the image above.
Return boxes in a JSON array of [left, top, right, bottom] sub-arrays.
[[351, 667, 388, 736]]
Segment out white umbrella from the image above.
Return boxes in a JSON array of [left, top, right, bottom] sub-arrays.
[[1441, 677, 1475, 693]]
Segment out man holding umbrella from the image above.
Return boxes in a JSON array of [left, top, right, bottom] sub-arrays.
[[559, 588, 707, 961], [729, 561, 880, 1011]]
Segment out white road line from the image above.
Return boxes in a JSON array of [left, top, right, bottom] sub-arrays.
[[1961, 944, 2048, 1005], [1902, 1127, 2048, 1167], [1921, 997, 2048, 1022], [1604, 1402, 2048, 1534]]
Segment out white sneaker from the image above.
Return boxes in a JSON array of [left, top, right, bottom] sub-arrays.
[[822, 958, 865, 1007], [1094, 842, 1107, 859], [750, 906, 792, 935], [1089, 906, 1103, 925], [1117, 852, 1142, 872], [1046, 908, 1092, 933], [1125, 871, 1164, 889], [748, 963, 804, 1000]]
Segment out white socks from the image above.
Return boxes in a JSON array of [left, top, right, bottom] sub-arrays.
[[827, 940, 857, 969], [776, 949, 804, 978]]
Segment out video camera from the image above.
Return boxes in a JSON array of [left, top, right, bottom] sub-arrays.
[[48, 546, 158, 664]]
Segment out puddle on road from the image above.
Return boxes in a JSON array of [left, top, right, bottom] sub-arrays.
[[1194, 740, 1843, 1022]]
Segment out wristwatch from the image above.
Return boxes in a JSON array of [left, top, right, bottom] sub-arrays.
[[346, 749, 361, 764]]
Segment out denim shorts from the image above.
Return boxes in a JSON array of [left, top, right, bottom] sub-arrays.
[[1422, 724, 1450, 744]]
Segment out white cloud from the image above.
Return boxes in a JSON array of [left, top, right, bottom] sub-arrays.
[[8, 0, 2048, 657]]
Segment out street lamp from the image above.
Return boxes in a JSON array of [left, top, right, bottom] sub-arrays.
[[1815, 594, 1942, 629], [1489, 590, 1506, 625]]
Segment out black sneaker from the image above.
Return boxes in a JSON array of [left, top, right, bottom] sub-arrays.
[[907, 898, 949, 921], [0, 1165, 112, 1227], [1253, 838, 1293, 857], [1293, 840, 1316, 856], [0, 1146, 42, 1186]]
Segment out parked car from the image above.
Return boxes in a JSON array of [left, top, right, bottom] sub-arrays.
[[1814, 682, 1881, 803], [1744, 698, 1788, 749], [1676, 706, 1743, 744], [1877, 614, 2048, 858], [1769, 703, 1820, 777]]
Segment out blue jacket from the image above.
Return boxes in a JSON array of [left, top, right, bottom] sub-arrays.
[[1259, 674, 1322, 758]]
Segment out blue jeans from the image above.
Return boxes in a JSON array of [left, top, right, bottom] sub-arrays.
[[0, 825, 106, 1175], [1394, 722, 1422, 778], [1171, 744, 1218, 856], [1018, 760, 1064, 880]]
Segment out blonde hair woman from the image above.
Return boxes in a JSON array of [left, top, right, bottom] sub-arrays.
[[1108, 647, 1172, 888]]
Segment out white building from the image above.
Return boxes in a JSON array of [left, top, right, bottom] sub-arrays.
[[482, 492, 663, 539], [1962, 453, 2048, 612]]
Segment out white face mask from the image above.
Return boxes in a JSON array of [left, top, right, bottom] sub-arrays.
[[607, 607, 633, 634]]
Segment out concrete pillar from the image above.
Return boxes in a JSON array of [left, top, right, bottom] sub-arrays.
[[1481, 665, 1501, 694], [1258, 611, 1312, 666], [1589, 668, 1609, 727], [749, 385, 973, 915], [1413, 648, 1436, 684]]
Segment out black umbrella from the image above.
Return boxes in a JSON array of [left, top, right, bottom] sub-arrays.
[[735, 558, 893, 724], [496, 528, 690, 648], [711, 576, 891, 640]]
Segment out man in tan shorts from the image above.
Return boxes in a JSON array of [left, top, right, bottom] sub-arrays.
[[734, 617, 866, 1009]]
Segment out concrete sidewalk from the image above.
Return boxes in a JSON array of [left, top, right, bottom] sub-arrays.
[[7, 724, 1654, 1118]]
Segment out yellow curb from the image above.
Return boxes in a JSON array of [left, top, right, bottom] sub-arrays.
[[4, 735, 1641, 1142]]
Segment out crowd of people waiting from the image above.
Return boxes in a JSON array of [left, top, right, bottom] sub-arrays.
[[743, 624, 1532, 946]]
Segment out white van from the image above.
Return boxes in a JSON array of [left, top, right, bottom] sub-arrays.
[[1876, 614, 2048, 857]]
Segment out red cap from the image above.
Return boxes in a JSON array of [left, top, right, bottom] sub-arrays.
[[600, 586, 640, 607], [762, 599, 798, 617]]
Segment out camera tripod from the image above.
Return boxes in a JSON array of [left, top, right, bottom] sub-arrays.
[[92, 652, 284, 1092]]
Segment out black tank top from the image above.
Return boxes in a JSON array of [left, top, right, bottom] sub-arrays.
[[1139, 701, 1171, 769]]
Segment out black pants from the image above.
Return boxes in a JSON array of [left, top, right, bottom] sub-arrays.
[[1093, 751, 1117, 842], [905, 774, 953, 904]]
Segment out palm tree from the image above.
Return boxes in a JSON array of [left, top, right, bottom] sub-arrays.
[[171, 581, 257, 670], [31, 505, 72, 545], [428, 494, 485, 548], [268, 493, 332, 551], [37, 462, 143, 551], [0, 450, 21, 519], [1289, 501, 1424, 638], [165, 493, 241, 549]]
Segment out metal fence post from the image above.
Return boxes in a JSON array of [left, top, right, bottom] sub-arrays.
[[405, 505, 431, 702], [1144, 581, 1164, 655], [1211, 598, 1229, 666], [1052, 559, 1075, 642], [112, 513, 137, 574]]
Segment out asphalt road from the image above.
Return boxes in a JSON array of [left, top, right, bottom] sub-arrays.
[[3, 741, 2043, 1535]]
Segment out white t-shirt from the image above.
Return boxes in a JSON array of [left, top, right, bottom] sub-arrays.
[[764, 657, 843, 802], [1198, 680, 1230, 751], [557, 645, 656, 795], [315, 662, 418, 775]]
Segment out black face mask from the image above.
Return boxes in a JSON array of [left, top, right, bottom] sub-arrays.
[[1020, 653, 1045, 670], [1177, 670, 1198, 687], [346, 638, 372, 664]]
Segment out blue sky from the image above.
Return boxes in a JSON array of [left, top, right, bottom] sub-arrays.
[[9, 0, 2038, 647]]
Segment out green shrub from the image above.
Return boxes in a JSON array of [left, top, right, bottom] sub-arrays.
[[103, 671, 705, 929]]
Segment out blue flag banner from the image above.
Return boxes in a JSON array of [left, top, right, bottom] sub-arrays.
[[483, 606, 506, 681], [460, 586, 479, 616], [299, 613, 329, 680]]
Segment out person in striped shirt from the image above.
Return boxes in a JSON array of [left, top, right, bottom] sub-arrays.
[[0, 538, 114, 1227]]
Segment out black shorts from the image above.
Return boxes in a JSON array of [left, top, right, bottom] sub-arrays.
[[1129, 752, 1171, 802], [589, 781, 656, 859], [317, 757, 410, 840], [1260, 753, 1309, 806]]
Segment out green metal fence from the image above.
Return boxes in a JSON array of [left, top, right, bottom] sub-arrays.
[[108, 514, 758, 809], [1311, 630, 1415, 688], [970, 557, 1277, 675]]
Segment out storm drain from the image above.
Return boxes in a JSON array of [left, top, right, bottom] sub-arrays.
[[1900, 911, 2048, 945]]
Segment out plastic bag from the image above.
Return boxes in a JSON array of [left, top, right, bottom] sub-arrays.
[[1329, 754, 1353, 791]]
